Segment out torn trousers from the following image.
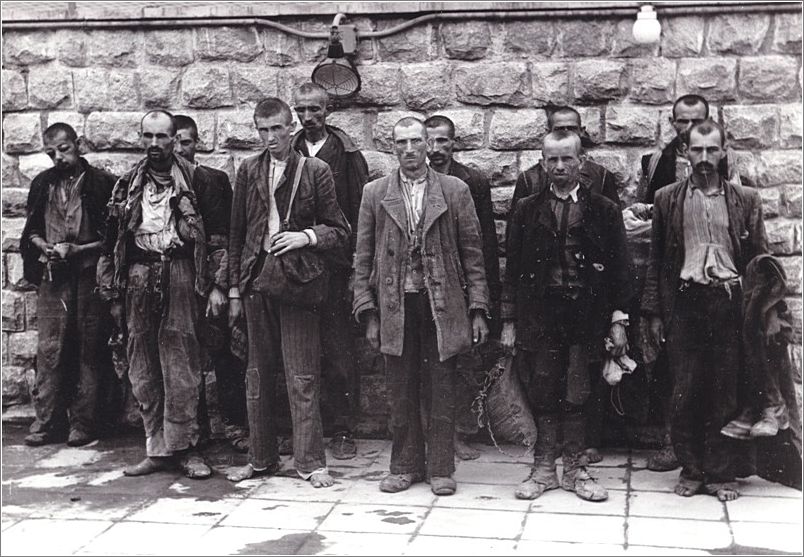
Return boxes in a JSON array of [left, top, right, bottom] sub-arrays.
[[126, 259, 202, 457]]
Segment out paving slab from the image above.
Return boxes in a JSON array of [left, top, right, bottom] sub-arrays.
[[1, 423, 801, 556]]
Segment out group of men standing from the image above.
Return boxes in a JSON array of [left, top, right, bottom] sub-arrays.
[[20, 84, 775, 501]]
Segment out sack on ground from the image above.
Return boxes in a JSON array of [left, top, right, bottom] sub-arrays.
[[483, 353, 538, 449]]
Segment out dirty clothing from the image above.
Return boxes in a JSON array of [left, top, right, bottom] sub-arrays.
[[386, 292, 457, 478], [30, 265, 108, 437], [21, 158, 116, 286], [294, 128, 368, 433], [21, 158, 116, 438], [97, 155, 209, 457], [352, 167, 491, 362], [243, 281, 326, 474], [504, 184, 633, 469], [666, 283, 742, 484], [229, 149, 349, 472], [126, 259, 202, 456], [642, 176, 768, 487]]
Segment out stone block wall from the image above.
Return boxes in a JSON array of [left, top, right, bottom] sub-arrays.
[[2, 9, 802, 432]]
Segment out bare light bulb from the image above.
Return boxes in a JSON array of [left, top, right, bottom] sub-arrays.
[[632, 5, 661, 44]]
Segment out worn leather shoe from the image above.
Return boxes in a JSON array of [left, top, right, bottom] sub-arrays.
[[124, 457, 173, 477], [430, 476, 457, 496], [24, 431, 66, 447], [561, 467, 608, 502], [177, 454, 212, 479], [515, 470, 560, 500], [67, 429, 96, 447], [379, 472, 424, 493]]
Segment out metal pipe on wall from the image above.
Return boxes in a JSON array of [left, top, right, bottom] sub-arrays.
[[2, 2, 800, 35]]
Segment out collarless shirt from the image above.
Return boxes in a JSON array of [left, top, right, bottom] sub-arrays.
[[679, 178, 739, 284], [263, 158, 288, 248]]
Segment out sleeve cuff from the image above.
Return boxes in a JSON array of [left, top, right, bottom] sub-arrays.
[[304, 229, 318, 247], [228, 287, 241, 299], [611, 310, 629, 324]]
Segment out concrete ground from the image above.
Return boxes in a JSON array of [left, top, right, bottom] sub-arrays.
[[1, 423, 801, 556]]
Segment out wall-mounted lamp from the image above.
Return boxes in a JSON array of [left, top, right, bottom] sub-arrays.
[[632, 5, 662, 44], [311, 13, 361, 99]]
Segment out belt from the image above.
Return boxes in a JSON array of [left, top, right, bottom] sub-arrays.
[[679, 276, 742, 299]]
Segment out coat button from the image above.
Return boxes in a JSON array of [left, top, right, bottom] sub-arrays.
[[385, 277, 393, 285], [388, 249, 395, 256]]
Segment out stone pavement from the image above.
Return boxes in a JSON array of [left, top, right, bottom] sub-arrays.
[[1, 423, 801, 556]]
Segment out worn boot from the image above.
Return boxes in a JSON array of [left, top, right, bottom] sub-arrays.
[[516, 415, 560, 500], [561, 411, 608, 502], [561, 451, 608, 502]]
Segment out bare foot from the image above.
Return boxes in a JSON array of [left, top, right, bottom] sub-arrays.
[[309, 470, 334, 488], [674, 477, 702, 497], [455, 435, 480, 460], [226, 463, 279, 483], [716, 487, 740, 502]]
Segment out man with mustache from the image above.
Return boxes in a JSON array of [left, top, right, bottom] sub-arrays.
[[97, 110, 215, 479], [637, 94, 742, 473], [353, 117, 490, 495], [289, 83, 369, 460], [503, 131, 633, 502], [20, 123, 117, 447], [641, 120, 768, 501], [424, 115, 499, 460]]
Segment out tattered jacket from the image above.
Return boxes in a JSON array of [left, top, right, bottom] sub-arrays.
[[641, 177, 768, 326], [21, 157, 117, 286], [96, 155, 209, 300], [352, 167, 491, 362]]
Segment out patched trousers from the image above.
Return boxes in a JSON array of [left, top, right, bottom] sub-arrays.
[[243, 290, 327, 474], [126, 259, 202, 457]]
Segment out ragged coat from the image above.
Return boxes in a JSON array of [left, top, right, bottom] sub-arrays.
[[352, 167, 491, 362], [96, 154, 209, 300]]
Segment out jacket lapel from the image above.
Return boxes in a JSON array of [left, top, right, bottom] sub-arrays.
[[669, 178, 688, 252], [420, 168, 448, 238], [273, 149, 297, 198], [723, 177, 744, 263], [534, 187, 556, 234], [255, 150, 271, 209], [380, 171, 408, 235]]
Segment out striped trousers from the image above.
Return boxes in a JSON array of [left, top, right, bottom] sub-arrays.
[[243, 290, 326, 474]]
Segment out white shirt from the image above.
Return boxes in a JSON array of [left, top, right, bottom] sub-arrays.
[[305, 137, 326, 158]]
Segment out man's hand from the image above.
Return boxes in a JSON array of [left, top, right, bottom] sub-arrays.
[[206, 287, 227, 319], [472, 312, 489, 346], [32, 238, 54, 257], [110, 301, 124, 329], [52, 242, 78, 260], [501, 321, 516, 351], [364, 311, 380, 351], [229, 298, 243, 328], [269, 232, 310, 256], [608, 321, 629, 357]]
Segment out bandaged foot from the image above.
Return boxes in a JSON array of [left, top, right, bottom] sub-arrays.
[[299, 467, 334, 488]]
